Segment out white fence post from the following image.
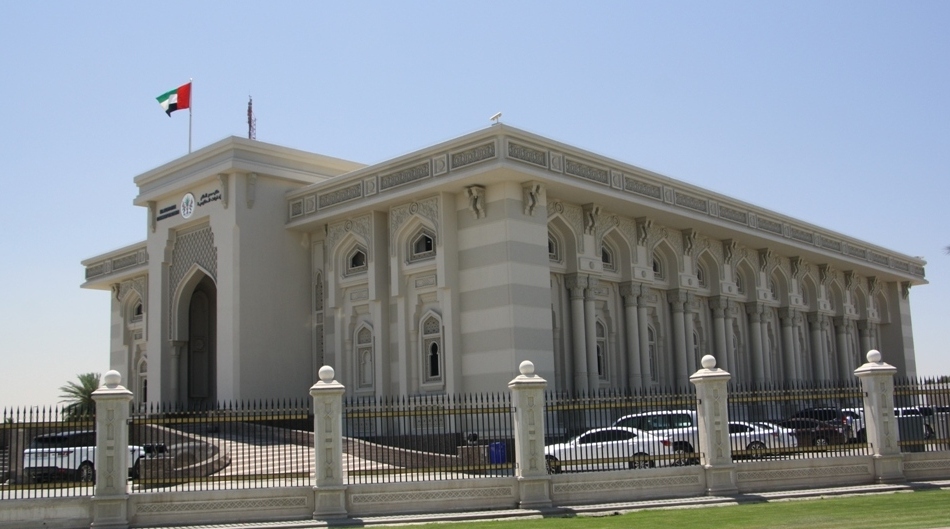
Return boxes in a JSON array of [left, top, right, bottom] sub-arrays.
[[689, 355, 737, 495], [91, 370, 133, 529], [854, 350, 905, 483], [310, 365, 347, 519], [508, 360, 552, 509]]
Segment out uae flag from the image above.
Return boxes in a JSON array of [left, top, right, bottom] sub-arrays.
[[156, 82, 191, 116]]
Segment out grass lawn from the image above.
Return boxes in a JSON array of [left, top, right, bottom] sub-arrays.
[[389, 489, 950, 529]]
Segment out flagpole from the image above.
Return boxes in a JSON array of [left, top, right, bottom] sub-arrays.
[[188, 78, 193, 153]]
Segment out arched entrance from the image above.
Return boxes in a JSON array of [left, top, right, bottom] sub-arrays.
[[182, 275, 217, 408]]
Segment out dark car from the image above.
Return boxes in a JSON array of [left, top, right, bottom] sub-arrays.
[[789, 408, 856, 440], [774, 418, 848, 447]]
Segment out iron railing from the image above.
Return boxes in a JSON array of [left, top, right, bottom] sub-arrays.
[[130, 399, 313, 492], [342, 392, 513, 483], [0, 405, 96, 499], [727, 379, 870, 461], [543, 387, 699, 473], [894, 377, 950, 453]]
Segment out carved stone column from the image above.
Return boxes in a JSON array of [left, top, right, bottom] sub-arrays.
[[854, 351, 904, 483], [779, 308, 797, 382], [620, 282, 643, 390], [858, 320, 871, 363], [170, 340, 186, 405], [710, 297, 729, 373], [689, 355, 737, 495], [667, 290, 689, 384], [310, 366, 347, 519], [746, 303, 765, 384], [565, 274, 589, 393], [638, 295, 652, 386], [834, 317, 850, 380], [508, 361, 552, 508], [91, 371, 133, 529], [807, 313, 823, 381], [585, 278, 600, 392], [724, 301, 739, 381], [684, 293, 698, 375]]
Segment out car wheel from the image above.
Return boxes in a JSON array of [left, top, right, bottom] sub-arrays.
[[130, 459, 141, 480], [545, 456, 561, 475], [747, 441, 767, 458], [857, 429, 867, 443], [673, 443, 697, 466], [629, 453, 655, 469], [814, 437, 830, 447], [78, 462, 95, 483], [925, 425, 935, 440]]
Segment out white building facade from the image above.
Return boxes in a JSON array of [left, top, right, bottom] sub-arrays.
[[81, 126, 927, 406]]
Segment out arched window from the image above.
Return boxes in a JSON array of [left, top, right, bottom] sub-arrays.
[[692, 330, 701, 361], [769, 278, 778, 300], [421, 313, 443, 384], [596, 320, 608, 379], [648, 325, 658, 383], [601, 245, 616, 272], [736, 274, 745, 295], [653, 256, 665, 281], [548, 233, 560, 262], [696, 264, 707, 288], [409, 228, 436, 262], [356, 325, 374, 389], [347, 247, 368, 275]]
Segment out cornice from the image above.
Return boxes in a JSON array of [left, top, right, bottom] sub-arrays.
[[81, 240, 148, 291], [133, 137, 364, 205]]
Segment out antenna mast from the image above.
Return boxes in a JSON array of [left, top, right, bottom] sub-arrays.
[[247, 96, 257, 140]]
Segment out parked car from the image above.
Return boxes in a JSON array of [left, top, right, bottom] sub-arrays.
[[23, 430, 145, 483], [612, 410, 699, 464], [894, 407, 936, 439], [774, 418, 848, 447], [729, 421, 797, 456], [543, 426, 673, 473], [789, 407, 858, 441]]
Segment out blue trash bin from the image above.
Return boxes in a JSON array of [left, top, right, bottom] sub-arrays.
[[488, 442, 506, 464]]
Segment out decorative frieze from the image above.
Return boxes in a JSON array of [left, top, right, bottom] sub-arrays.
[[380, 162, 431, 191], [319, 182, 363, 209], [565, 158, 610, 185], [718, 205, 748, 225], [451, 142, 496, 170], [624, 177, 663, 200], [757, 217, 783, 235], [507, 142, 547, 168], [789, 227, 814, 244], [674, 192, 708, 213]]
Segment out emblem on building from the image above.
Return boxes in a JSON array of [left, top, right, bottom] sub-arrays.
[[181, 193, 196, 219]]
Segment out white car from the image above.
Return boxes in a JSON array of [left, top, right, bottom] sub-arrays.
[[23, 430, 144, 483], [543, 426, 673, 474], [729, 421, 797, 456], [612, 410, 699, 464]]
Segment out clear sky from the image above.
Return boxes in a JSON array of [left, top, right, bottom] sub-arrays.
[[1, 2, 948, 408]]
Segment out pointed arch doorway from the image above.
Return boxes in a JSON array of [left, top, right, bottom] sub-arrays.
[[178, 274, 217, 408]]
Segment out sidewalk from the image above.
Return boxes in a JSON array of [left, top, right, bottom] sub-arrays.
[[139, 479, 950, 529]]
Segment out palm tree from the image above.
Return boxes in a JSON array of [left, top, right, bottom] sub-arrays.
[[59, 372, 101, 421]]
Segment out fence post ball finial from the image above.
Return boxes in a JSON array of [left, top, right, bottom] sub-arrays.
[[867, 350, 882, 364], [319, 365, 335, 383], [701, 355, 717, 370], [519, 360, 535, 376], [102, 370, 122, 388]]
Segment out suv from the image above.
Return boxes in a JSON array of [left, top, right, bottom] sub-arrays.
[[23, 430, 145, 483], [790, 408, 863, 442], [894, 407, 936, 439], [612, 410, 699, 465]]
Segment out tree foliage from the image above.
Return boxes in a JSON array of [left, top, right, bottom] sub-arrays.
[[59, 372, 101, 420]]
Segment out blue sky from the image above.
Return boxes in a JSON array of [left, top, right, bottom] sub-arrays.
[[1, 2, 947, 407]]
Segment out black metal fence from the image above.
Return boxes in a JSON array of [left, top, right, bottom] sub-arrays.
[[341, 392, 513, 483], [894, 377, 950, 453], [542, 387, 699, 473], [727, 379, 870, 461], [130, 399, 313, 492], [1, 405, 96, 499]]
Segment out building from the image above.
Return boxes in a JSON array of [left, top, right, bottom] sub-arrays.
[[81, 125, 927, 406]]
